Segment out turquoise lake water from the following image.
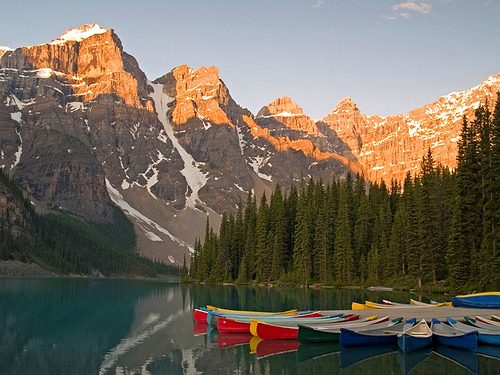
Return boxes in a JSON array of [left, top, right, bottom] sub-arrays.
[[0, 278, 499, 374]]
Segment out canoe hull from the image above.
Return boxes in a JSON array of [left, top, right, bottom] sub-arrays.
[[433, 331, 477, 352], [298, 325, 341, 343], [218, 317, 251, 333], [340, 328, 397, 348], [255, 321, 298, 340], [193, 309, 208, 323], [452, 294, 500, 309], [398, 334, 432, 353]]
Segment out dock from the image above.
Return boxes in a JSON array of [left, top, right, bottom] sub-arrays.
[[322, 306, 500, 322]]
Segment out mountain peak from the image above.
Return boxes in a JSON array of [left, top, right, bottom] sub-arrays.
[[256, 95, 305, 118], [0, 45, 12, 58], [334, 97, 358, 112], [50, 24, 108, 45]]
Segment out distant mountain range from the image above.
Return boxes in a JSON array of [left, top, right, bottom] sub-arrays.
[[1, 24, 498, 267]]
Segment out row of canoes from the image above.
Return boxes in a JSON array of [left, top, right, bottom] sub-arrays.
[[352, 292, 500, 309], [352, 299, 452, 310], [193, 306, 500, 353]]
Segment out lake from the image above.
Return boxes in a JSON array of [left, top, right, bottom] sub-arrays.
[[0, 278, 499, 374]]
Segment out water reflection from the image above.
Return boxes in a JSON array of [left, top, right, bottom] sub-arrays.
[[1, 280, 499, 374]]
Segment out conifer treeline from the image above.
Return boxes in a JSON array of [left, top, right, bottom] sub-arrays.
[[185, 97, 500, 291]]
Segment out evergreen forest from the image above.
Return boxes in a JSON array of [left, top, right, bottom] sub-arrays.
[[0, 169, 178, 277], [184, 96, 500, 292]]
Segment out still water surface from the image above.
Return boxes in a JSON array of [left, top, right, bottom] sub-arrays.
[[0, 278, 499, 374]]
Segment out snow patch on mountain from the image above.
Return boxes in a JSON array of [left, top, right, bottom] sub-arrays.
[[150, 83, 208, 210], [106, 179, 193, 251], [11, 128, 22, 170], [249, 155, 273, 182], [51, 24, 108, 44]]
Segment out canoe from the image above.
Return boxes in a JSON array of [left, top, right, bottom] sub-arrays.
[[452, 292, 500, 308], [252, 314, 360, 340], [255, 339, 300, 359], [206, 308, 308, 326], [340, 318, 415, 348], [383, 300, 413, 307], [352, 302, 371, 310], [464, 316, 500, 331], [397, 319, 432, 353], [366, 300, 449, 309], [217, 313, 341, 334], [297, 316, 391, 343], [430, 318, 477, 352], [194, 307, 299, 324], [193, 308, 209, 323], [447, 317, 500, 346], [206, 305, 298, 315], [410, 299, 451, 307], [475, 316, 500, 327], [492, 315, 500, 323]]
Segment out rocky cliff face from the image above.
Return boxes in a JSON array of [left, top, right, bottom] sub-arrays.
[[319, 76, 500, 182], [1, 23, 499, 266], [152, 64, 360, 214], [0, 25, 190, 263]]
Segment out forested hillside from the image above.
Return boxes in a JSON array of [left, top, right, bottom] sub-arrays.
[[0, 169, 177, 277], [185, 97, 500, 292]]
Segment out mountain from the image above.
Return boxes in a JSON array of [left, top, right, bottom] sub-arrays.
[[1, 24, 498, 270], [319, 77, 500, 182]]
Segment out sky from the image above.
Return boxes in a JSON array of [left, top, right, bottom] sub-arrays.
[[1, 0, 499, 119]]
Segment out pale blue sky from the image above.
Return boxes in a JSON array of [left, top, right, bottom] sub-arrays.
[[1, 0, 498, 119]]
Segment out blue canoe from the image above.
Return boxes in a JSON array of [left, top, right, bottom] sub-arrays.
[[397, 319, 432, 353], [451, 292, 500, 308], [430, 318, 477, 352], [340, 318, 415, 348], [447, 317, 500, 346]]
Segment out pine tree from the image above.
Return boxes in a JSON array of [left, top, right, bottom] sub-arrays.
[[491, 93, 500, 287], [255, 193, 270, 282], [314, 183, 334, 284], [389, 198, 408, 277], [293, 181, 313, 285], [419, 148, 441, 285], [354, 194, 373, 280], [334, 181, 354, 284], [270, 186, 286, 281], [404, 174, 423, 288]]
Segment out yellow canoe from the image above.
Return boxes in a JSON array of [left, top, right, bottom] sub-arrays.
[[455, 292, 500, 298], [352, 302, 372, 310], [410, 299, 452, 307], [206, 305, 297, 315]]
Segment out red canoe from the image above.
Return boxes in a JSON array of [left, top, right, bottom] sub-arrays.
[[193, 309, 208, 323], [255, 315, 360, 340], [217, 312, 323, 333]]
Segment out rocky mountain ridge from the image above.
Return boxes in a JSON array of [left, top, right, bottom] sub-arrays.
[[1, 24, 498, 267]]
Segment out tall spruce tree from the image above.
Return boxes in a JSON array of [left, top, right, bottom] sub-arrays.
[[419, 148, 441, 285], [255, 193, 270, 282], [334, 181, 354, 284], [293, 181, 313, 285]]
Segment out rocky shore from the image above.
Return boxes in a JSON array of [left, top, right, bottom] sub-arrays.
[[0, 260, 56, 277]]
